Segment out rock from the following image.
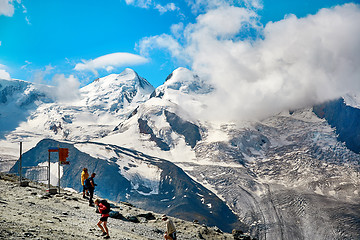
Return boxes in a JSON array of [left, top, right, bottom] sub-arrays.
[[213, 226, 222, 233], [137, 212, 156, 220], [109, 211, 126, 220], [233, 229, 251, 240], [39, 194, 50, 199], [198, 232, 205, 239], [121, 201, 134, 207], [200, 226, 209, 235], [23, 232, 34, 237], [127, 215, 140, 223], [64, 197, 78, 201], [52, 217, 62, 222], [139, 217, 148, 223], [153, 228, 163, 234]]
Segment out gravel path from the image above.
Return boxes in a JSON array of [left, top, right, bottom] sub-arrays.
[[0, 173, 236, 240]]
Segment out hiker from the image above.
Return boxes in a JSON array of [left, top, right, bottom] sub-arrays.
[[95, 199, 110, 239], [81, 168, 89, 198], [162, 215, 176, 240], [86, 173, 97, 206]]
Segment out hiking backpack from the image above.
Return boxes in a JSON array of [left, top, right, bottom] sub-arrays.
[[100, 200, 111, 214], [84, 178, 91, 188]]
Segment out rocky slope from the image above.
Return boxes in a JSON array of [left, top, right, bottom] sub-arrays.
[[9, 139, 242, 233], [0, 173, 254, 240]]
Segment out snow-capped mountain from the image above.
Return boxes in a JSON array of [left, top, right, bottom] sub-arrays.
[[1, 68, 360, 239], [0, 68, 154, 158]]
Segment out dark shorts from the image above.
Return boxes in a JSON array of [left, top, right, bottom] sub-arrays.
[[169, 232, 176, 240], [83, 185, 87, 191], [100, 216, 108, 222]]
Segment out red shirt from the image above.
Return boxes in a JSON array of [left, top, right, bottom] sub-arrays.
[[98, 203, 109, 217]]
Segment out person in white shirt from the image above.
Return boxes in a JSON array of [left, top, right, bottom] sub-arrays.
[[162, 215, 176, 240]]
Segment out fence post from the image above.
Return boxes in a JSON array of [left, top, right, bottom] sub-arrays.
[[58, 156, 61, 194], [19, 142, 22, 186], [48, 150, 51, 190]]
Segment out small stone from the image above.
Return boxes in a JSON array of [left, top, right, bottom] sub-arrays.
[[213, 226, 222, 233], [127, 216, 140, 223], [23, 232, 34, 237], [53, 216, 62, 222]]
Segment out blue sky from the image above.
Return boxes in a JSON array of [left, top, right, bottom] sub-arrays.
[[0, 0, 359, 88]]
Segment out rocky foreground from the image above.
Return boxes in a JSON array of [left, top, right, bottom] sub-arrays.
[[0, 173, 253, 240]]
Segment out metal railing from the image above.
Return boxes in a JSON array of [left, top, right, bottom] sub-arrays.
[[0, 142, 49, 187], [23, 166, 49, 182]]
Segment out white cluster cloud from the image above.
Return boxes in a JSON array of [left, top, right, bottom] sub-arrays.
[[74, 52, 148, 76], [155, 3, 178, 14], [52, 74, 80, 103], [0, 0, 16, 16], [0, 64, 11, 80], [125, 0, 179, 14], [185, 0, 262, 13], [140, 3, 360, 121], [139, 34, 185, 62]]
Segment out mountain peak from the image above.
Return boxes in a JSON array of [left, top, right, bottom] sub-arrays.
[[151, 67, 213, 100], [79, 70, 154, 114], [84, 68, 153, 92], [117, 68, 138, 79]]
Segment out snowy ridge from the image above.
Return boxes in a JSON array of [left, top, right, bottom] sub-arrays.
[[343, 92, 360, 109], [0, 68, 154, 155]]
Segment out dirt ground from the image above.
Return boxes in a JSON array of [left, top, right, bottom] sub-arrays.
[[0, 173, 236, 240]]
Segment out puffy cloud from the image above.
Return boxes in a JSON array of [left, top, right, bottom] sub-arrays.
[[0, 64, 11, 80], [155, 3, 179, 14], [0, 69, 11, 80], [52, 74, 80, 103], [0, 0, 16, 16], [194, 4, 360, 121], [74, 52, 149, 76], [141, 3, 360, 121], [138, 34, 186, 63]]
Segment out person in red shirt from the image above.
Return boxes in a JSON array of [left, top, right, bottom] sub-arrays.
[[94, 199, 110, 239]]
